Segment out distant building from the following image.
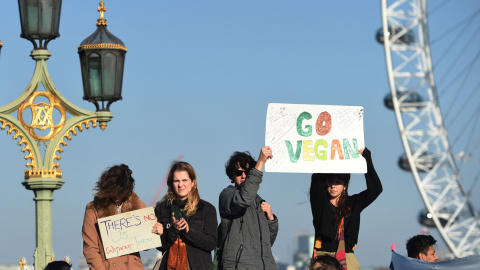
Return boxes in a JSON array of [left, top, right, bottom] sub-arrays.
[[276, 261, 291, 270], [292, 232, 314, 270]]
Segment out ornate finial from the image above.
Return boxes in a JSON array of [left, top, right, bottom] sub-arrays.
[[19, 258, 26, 270], [97, 1, 108, 26]]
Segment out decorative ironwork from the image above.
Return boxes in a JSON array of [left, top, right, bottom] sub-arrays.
[[0, 119, 36, 169], [18, 91, 66, 142], [78, 43, 127, 51], [52, 119, 98, 168], [97, 1, 108, 26], [19, 258, 26, 270], [25, 169, 62, 179]]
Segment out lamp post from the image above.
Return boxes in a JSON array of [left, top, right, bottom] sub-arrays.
[[0, 1, 126, 269]]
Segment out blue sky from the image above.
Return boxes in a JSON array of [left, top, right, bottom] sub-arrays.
[[0, 0, 479, 268]]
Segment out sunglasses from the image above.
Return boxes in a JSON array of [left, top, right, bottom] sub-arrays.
[[234, 169, 249, 177]]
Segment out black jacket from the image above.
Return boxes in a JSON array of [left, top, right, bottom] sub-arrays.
[[155, 199, 218, 270], [310, 148, 383, 253]]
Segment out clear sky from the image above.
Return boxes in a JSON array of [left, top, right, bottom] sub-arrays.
[[0, 0, 479, 268]]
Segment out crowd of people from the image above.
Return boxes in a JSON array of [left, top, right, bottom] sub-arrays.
[[78, 146, 443, 270]]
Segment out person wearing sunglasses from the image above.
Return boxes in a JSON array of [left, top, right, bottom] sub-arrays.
[[217, 146, 278, 270]]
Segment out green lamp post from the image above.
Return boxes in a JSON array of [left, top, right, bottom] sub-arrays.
[[0, 1, 126, 269]]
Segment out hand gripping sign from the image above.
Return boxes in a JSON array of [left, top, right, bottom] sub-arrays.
[[265, 103, 366, 173], [98, 207, 162, 259]]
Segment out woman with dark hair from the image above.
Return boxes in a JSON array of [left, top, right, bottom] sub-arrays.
[[82, 164, 146, 270], [44, 261, 72, 270], [152, 161, 218, 270], [310, 148, 382, 270], [309, 255, 343, 270]]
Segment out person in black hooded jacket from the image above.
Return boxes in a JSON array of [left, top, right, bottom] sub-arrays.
[[310, 148, 382, 270]]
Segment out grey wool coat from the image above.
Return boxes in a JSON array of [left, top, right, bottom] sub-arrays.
[[218, 168, 279, 270]]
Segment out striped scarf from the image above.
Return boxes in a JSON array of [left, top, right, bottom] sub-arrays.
[[334, 217, 347, 269]]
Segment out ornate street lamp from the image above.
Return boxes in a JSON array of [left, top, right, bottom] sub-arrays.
[[0, 1, 126, 269], [78, 0, 127, 113], [18, 0, 62, 49]]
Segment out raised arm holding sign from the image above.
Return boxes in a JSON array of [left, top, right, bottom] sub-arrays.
[[218, 147, 278, 270], [309, 148, 383, 270], [264, 103, 383, 270]]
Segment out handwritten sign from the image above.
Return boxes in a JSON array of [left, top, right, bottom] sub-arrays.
[[98, 207, 161, 259], [265, 103, 366, 173]]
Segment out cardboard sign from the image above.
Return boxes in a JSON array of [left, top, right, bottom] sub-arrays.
[[265, 103, 366, 173], [98, 207, 162, 259]]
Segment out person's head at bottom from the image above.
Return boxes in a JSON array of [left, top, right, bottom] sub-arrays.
[[406, 234, 439, 262], [44, 261, 71, 270], [309, 255, 343, 270]]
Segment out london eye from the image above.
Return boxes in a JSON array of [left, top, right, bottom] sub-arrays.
[[378, 0, 480, 257]]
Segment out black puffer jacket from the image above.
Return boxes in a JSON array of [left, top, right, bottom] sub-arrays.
[[155, 199, 218, 270]]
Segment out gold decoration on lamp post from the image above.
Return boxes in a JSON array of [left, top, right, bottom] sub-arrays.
[[0, 1, 127, 269]]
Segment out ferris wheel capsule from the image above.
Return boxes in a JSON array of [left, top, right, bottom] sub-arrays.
[[376, 26, 415, 45], [384, 92, 424, 110]]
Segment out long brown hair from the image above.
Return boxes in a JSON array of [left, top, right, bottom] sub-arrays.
[[325, 174, 351, 230], [160, 161, 200, 216], [93, 164, 135, 211]]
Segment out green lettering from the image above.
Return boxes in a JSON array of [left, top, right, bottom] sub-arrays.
[[296, 112, 312, 137], [285, 140, 302, 163], [343, 138, 360, 159], [314, 139, 328, 161]]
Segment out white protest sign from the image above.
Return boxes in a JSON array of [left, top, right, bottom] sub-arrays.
[[98, 207, 161, 259], [265, 103, 366, 173]]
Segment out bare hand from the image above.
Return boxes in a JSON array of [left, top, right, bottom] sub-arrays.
[[261, 202, 274, 221], [152, 222, 164, 235], [359, 148, 365, 155], [259, 146, 273, 161], [173, 217, 189, 233], [255, 146, 273, 171]]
